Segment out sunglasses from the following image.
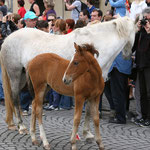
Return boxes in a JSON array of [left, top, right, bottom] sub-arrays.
[[48, 19, 54, 22]]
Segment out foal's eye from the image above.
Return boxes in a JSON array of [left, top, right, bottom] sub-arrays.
[[73, 61, 79, 65]]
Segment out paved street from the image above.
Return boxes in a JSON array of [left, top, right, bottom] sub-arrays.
[[0, 97, 150, 150]]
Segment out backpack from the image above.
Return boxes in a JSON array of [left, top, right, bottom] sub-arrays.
[[75, 1, 88, 13]]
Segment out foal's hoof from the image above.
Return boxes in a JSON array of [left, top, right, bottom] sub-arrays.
[[44, 144, 50, 150], [83, 130, 94, 141], [72, 144, 77, 150], [85, 133, 94, 143], [8, 125, 17, 131], [99, 143, 105, 150], [32, 140, 40, 146], [19, 128, 29, 135]]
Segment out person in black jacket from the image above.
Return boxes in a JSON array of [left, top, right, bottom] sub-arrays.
[[132, 7, 150, 127]]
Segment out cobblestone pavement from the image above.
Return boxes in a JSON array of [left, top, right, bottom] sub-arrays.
[[0, 98, 150, 150]]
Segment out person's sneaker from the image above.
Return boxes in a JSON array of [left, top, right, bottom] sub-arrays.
[[22, 110, 29, 116], [59, 107, 65, 110], [43, 104, 51, 110], [45, 105, 55, 111], [139, 119, 150, 127], [54, 107, 59, 111], [109, 117, 126, 124], [134, 118, 144, 125], [29, 105, 32, 110]]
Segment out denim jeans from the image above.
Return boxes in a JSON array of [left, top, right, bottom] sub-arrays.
[[46, 89, 53, 106], [60, 95, 73, 109], [20, 90, 32, 111], [0, 68, 4, 100], [52, 90, 61, 108]]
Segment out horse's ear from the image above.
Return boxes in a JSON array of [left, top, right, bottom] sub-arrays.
[[74, 42, 78, 51], [74, 42, 83, 55]]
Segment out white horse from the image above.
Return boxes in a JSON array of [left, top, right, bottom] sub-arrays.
[[1, 16, 135, 145]]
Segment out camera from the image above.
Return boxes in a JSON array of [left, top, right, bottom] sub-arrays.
[[105, 0, 109, 6], [140, 17, 148, 26]]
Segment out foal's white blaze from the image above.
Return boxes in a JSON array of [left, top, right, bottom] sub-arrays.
[[63, 54, 75, 83]]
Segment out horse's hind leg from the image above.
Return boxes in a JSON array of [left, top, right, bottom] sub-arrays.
[[71, 95, 84, 150], [33, 85, 50, 150], [9, 73, 28, 134], [83, 101, 94, 141], [90, 95, 104, 150]]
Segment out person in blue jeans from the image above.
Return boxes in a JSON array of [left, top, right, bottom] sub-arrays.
[[105, 51, 132, 124], [0, 68, 4, 105]]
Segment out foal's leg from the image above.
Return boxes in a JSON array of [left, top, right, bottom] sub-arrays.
[[71, 95, 85, 150], [35, 86, 50, 150], [83, 101, 94, 141], [30, 98, 38, 146], [90, 95, 104, 150]]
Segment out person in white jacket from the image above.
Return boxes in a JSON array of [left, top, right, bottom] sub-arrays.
[[130, 0, 147, 21]]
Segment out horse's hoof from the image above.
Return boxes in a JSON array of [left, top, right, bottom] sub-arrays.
[[44, 144, 50, 150], [32, 140, 40, 146], [8, 125, 17, 131]]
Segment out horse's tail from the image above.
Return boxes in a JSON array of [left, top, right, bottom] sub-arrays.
[[0, 52, 16, 126], [26, 67, 35, 99]]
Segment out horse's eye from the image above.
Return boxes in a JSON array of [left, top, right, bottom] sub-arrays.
[[73, 61, 79, 66]]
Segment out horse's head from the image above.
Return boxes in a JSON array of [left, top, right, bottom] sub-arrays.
[[63, 42, 99, 85]]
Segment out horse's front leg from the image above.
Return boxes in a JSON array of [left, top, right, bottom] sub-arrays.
[[71, 95, 85, 150], [83, 101, 94, 141], [90, 95, 104, 150]]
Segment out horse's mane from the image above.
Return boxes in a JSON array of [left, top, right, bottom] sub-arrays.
[[112, 16, 132, 38], [80, 44, 99, 58]]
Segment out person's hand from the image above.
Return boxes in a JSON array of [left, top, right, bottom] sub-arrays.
[[2, 16, 7, 23], [64, 0, 67, 3], [136, 20, 142, 31]]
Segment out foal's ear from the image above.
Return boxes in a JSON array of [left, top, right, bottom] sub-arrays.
[[74, 42, 83, 54], [74, 42, 78, 51]]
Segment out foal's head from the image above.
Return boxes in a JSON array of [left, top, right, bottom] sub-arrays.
[[63, 42, 99, 85]]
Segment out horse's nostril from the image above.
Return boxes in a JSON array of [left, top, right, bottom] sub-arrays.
[[63, 78, 66, 83]]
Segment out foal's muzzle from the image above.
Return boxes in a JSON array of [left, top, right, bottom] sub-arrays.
[[63, 76, 72, 85]]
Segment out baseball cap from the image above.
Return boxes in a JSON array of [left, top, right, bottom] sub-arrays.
[[24, 11, 38, 20]]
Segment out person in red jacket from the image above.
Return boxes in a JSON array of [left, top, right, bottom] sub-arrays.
[[17, 0, 26, 18]]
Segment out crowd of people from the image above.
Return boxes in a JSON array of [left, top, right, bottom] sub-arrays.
[[0, 0, 150, 127]]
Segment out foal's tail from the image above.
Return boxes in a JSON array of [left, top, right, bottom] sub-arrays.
[[26, 67, 35, 99], [0, 53, 15, 126]]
